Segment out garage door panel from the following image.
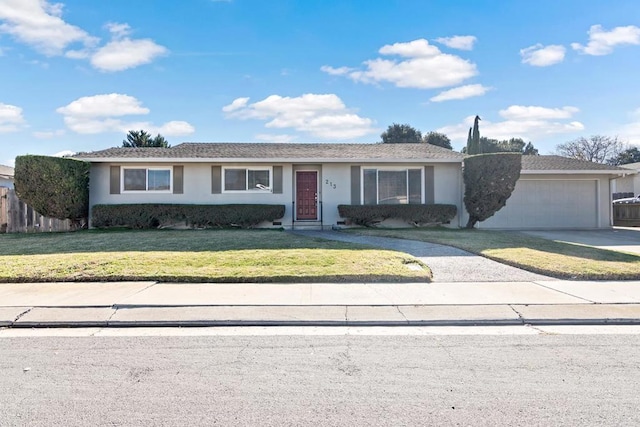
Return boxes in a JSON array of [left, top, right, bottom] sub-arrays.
[[480, 180, 597, 229]]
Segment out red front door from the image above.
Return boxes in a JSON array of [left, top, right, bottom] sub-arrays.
[[296, 171, 318, 220]]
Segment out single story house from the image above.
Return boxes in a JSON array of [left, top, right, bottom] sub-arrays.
[[0, 164, 14, 189], [613, 162, 640, 198], [74, 142, 632, 230]]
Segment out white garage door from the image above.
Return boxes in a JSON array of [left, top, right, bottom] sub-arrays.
[[480, 179, 598, 229]]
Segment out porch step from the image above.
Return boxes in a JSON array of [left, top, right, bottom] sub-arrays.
[[292, 221, 325, 231]]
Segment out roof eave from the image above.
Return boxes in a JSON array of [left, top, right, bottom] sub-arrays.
[[75, 157, 464, 163], [522, 169, 631, 175]]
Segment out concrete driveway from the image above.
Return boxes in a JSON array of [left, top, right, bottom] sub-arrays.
[[520, 227, 640, 255]]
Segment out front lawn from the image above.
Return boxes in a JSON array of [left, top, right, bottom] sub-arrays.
[[346, 228, 640, 280], [0, 229, 430, 283]]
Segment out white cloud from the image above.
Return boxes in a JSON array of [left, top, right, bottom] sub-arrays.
[[499, 105, 579, 120], [105, 22, 132, 39], [56, 93, 195, 136], [0, 102, 26, 132], [0, 1, 166, 71], [430, 84, 491, 102], [378, 39, 441, 57], [91, 38, 167, 72], [320, 65, 354, 76], [617, 107, 640, 145], [221, 97, 249, 112], [56, 94, 149, 118], [223, 93, 377, 139], [53, 150, 75, 157], [321, 38, 477, 89], [435, 35, 477, 50], [33, 129, 65, 139], [0, 0, 97, 56], [520, 44, 566, 66], [438, 105, 584, 143], [572, 24, 640, 55]]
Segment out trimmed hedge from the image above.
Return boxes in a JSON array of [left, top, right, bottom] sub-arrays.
[[91, 204, 285, 229], [14, 155, 89, 227], [338, 204, 457, 227], [463, 153, 522, 228]]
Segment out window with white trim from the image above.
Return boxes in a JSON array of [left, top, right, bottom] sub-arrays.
[[223, 167, 271, 192], [362, 168, 422, 205], [122, 167, 172, 192]]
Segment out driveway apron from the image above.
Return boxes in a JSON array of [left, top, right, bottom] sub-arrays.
[[293, 231, 551, 283]]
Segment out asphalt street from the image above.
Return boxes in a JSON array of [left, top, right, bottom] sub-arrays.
[[1, 334, 639, 426]]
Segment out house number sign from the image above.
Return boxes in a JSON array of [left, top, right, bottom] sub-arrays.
[[325, 179, 337, 189]]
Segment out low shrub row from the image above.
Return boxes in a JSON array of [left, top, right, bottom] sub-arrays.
[[91, 204, 286, 229], [337, 204, 457, 227]]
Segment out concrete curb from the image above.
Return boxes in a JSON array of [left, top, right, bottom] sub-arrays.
[[3, 304, 640, 329]]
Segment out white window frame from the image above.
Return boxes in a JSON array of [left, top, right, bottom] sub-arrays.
[[361, 166, 423, 205], [222, 166, 273, 193], [121, 166, 173, 193]]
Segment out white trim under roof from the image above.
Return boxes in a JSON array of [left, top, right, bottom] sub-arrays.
[[74, 157, 464, 164], [522, 169, 634, 176]]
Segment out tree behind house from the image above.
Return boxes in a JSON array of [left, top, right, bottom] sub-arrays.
[[465, 116, 481, 154], [608, 146, 640, 165], [122, 130, 171, 148], [381, 123, 422, 143], [423, 131, 452, 149], [556, 135, 622, 163]]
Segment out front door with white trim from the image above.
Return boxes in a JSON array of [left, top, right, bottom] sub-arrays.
[[296, 171, 318, 220]]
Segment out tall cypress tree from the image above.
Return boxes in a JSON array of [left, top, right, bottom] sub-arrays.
[[465, 115, 482, 154]]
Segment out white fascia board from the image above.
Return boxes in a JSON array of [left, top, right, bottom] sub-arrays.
[[521, 170, 634, 176], [76, 157, 464, 164]]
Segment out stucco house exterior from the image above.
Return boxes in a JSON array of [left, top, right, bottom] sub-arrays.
[[613, 162, 640, 198], [74, 142, 631, 230], [0, 165, 14, 189]]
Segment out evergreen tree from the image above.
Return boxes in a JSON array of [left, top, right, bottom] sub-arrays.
[[466, 115, 481, 154], [122, 130, 171, 148]]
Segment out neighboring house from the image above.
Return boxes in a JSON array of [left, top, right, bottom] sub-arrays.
[[613, 162, 640, 198], [74, 143, 631, 230], [0, 164, 14, 189]]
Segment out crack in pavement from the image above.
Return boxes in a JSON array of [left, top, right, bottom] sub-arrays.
[[396, 306, 409, 323], [13, 307, 32, 323], [508, 304, 546, 334]]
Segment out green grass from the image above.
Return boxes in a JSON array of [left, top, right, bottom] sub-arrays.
[[345, 228, 640, 280], [0, 229, 430, 283]]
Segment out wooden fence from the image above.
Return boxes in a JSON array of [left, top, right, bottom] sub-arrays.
[[613, 203, 640, 227], [0, 187, 71, 233]]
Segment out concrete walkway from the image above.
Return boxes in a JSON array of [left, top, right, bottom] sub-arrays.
[[293, 230, 550, 282], [2, 281, 640, 328]]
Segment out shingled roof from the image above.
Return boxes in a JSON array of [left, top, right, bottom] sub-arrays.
[[74, 142, 464, 162], [0, 164, 14, 178], [521, 155, 632, 173]]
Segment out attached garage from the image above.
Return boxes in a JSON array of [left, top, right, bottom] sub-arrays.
[[474, 156, 631, 230], [480, 179, 598, 229]]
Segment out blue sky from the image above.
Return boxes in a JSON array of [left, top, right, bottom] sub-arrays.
[[1, 0, 640, 166]]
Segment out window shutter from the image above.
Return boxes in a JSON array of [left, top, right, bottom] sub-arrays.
[[350, 166, 361, 205], [272, 166, 283, 194], [173, 165, 184, 194], [211, 166, 221, 194], [110, 166, 120, 195], [424, 166, 435, 204]]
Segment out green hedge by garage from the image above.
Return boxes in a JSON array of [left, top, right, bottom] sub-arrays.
[[91, 204, 285, 229], [338, 204, 457, 227]]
